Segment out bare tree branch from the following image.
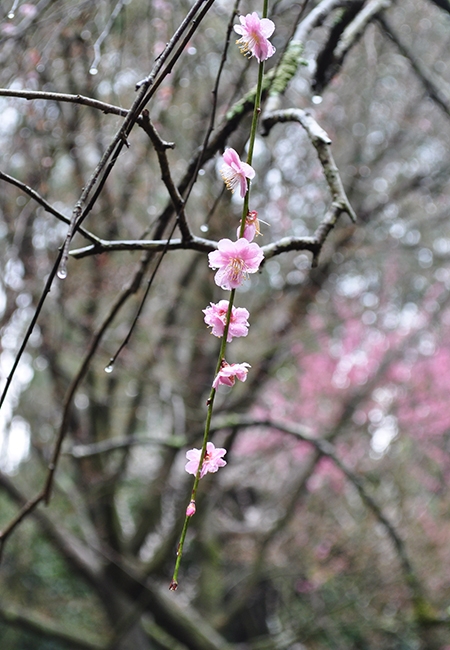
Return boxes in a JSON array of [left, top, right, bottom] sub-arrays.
[[333, 0, 392, 61], [139, 111, 192, 242], [211, 416, 432, 620], [0, 88, 128, 116], [0, 169, 100, 243], [262, 107, 356, 264], [377, 13, 450, 118], [0, 605, 106, 650], [65, 435, 186, 459], [59, 0, 216, 278], [89, 0, 128, 75]]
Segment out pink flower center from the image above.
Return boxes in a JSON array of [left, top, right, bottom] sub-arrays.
[[238, 29, 261, 55]]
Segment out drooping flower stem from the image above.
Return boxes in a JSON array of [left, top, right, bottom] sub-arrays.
[[171, 8, 269, 591], [170, 292, 234, 589]]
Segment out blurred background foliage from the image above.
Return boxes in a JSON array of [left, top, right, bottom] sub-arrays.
[[1, 0, 450, 648]]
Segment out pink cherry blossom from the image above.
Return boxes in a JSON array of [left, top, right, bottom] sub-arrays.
[[220, 148, 255, 198], [237, 210, 261, 242], [234, 12, 276, 63], [208, 238, 264, 290], [212, 361, 250, 389], [185, 442, 227, 478], [203, 300, 250, 342]]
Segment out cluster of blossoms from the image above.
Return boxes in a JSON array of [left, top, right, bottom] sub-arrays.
[[184, 11, 275, 494]]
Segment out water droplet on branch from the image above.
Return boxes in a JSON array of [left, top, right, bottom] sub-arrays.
[[105, 363, 114, 374], [57, 263, 67, 280]]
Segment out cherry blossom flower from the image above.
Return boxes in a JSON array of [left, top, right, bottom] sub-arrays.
[[186, 500, 196, 517], [237, 210, 261, 242], [212, 361, 250, 389], [208, 238, 264, 290], [220, 148, 255, 198], [234, 12, 276, 63], [203, 300, 250, 342], [185, 442, 227, 478]]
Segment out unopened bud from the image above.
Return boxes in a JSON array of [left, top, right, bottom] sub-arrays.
[[186, 500, 196, 517]]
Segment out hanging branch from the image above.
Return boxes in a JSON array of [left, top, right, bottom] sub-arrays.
[[313, 0, 392, 91]]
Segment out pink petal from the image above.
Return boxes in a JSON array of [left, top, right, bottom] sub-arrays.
[[240, 161, 255, 179], [223, 148, 241, 167], [259, 18, 275, 38]]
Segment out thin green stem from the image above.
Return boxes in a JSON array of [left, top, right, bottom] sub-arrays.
[[171, 6, 269, 591], [239, 60, 265, 238]]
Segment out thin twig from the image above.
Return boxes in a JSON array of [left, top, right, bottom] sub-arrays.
[[68, 235, 217, 258], [140, 112, 192, 242], [0, 249, 62, 413], [105, 221, 179, 370], [90, 0, 128, 75], [1, 0, 54, 40], [0, 88, 128, 116], [0, 489, 46, 559], [64, 435, 186, 459], [0, 170, 100, 244]]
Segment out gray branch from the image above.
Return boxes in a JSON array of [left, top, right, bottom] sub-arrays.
[[0, 170, 100, 244], [210, 415, 429, 615], [0, 88, 128, 117], [262, 107, 356, 265], [377, 13, 450, 118], [333, 0, 392, 60]]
